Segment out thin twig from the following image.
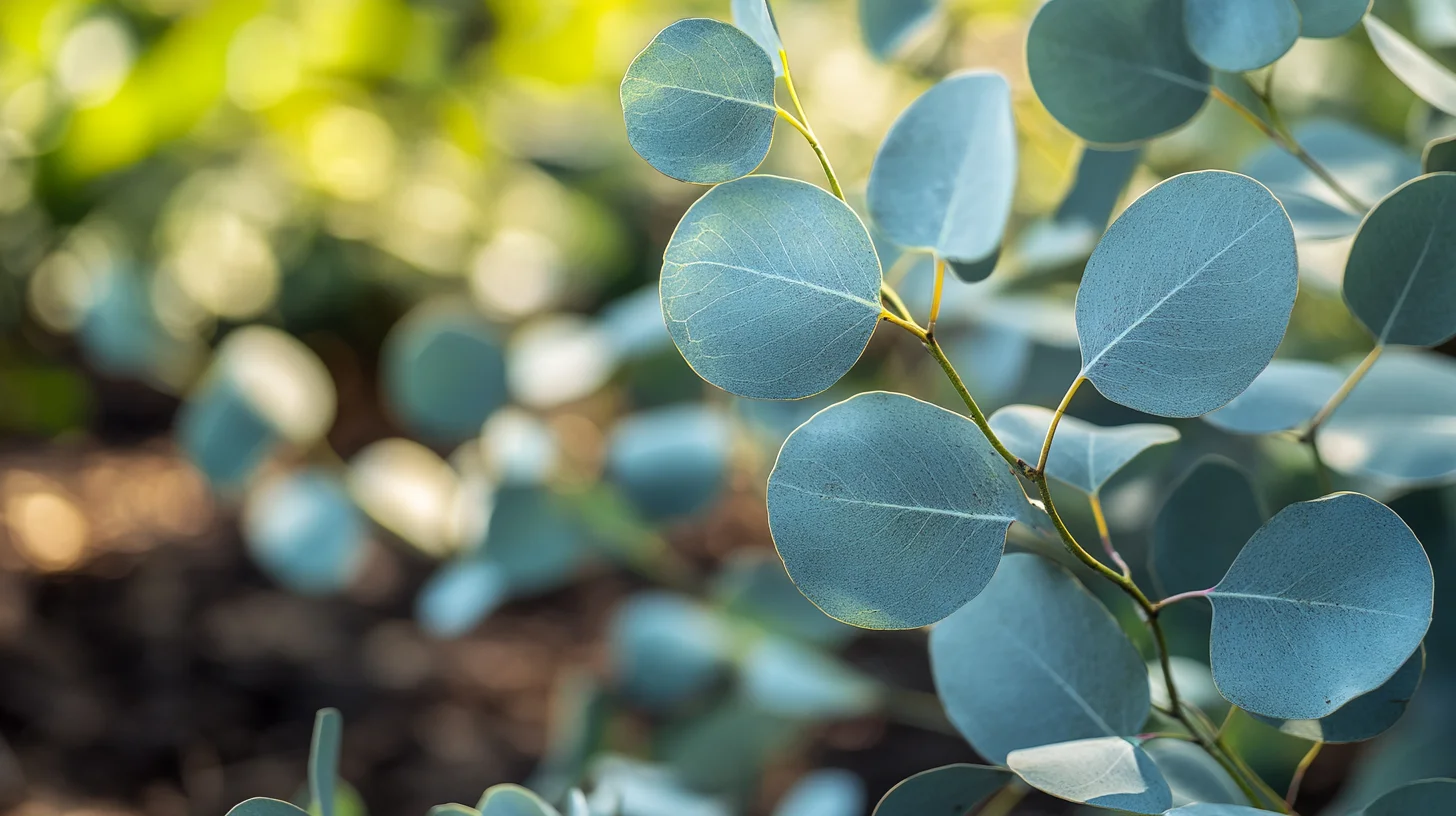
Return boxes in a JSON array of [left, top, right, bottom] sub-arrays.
[[1303, 344, 1384, 440], [927, 256, 946, 334], [777, 51, 844, 201], [1089, 493, 1132, 578], [1036, 377, 1084, 475], [1286, 742, 1322, 808]]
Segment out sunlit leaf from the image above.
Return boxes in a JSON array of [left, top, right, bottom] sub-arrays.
[[661, 175, 882, 399], [606, 404, 730, 521], [1344, 174, 1456, 347], [243, 471, 367, 596], [1204, 360, 1344, 435], [1365, 16, 1456, 116], [381, 302, 508, 444], [1165, 805, 1280, 815], [772, 770, 865, 816], [930, 554, 1150, 763], [1151, 458, 1264, 598], [1006, 737, 1172, 814], [609, 592, 733, 708], [477, 785, 557, 816], [1028, 0, 1209, 144], [1320, 348, 1456, 487], [1208, 493, 1433, 720], [1185, 0, 1300, 72], [1145, 738, 1250, 807], [428, 807, 480, 816], [872, 764, 1011, 816], [730, 0, 783, 76], [415, 560, 509, 638], [989, 404, 1178, 495], [564, 791, 589, 816], [858, 0, 938, 60], [768, 392, 1027, 630], [227, 800, 310, 816], [1425, 135, 1456, 173], [621, 19, 777, 184], [1253, 645, 1425, 743], [310, 709, 342, 816], [1295, 0, 1372, 38], [1359, 778, 1456, 815], [868, 71, 1016, 281], [1076, 171, 1297, 417]]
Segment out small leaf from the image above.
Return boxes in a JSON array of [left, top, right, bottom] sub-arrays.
[[1076, 171, 1297, 418], [1017, 147, 1142, 269], [1319, 348, 1456, 486], [606, 404, 730, 521], [859, 0, 938, 60], [1165, 805, 1281, 815], [1295, 0, 1372, 38], [1028, 0, 1209, 144], [1006, 737, 1172, 814], [484, 487, 589, 596], [730, 0, 783, 76], [621, 19, 777, 184], [772, 770, 865, 816], [768, 392, 1028, 630], [712, 553, 856, 647], [477, 785, 558, 816], [661, 175, 882, 399], [930, 554, 1150, 763], [227, 800, 311, 816], [429, 807, 481, 816], [1208, 493, 1433, 720], [564, 791, 590, 816], [1204, 360, 1345, 435], [1253, 644, 1425, 743], [740, 635, 879, 719], [1185, 0, 1300, 72], [1365, 16, 1456, 116], [1343, 174, 1456, 347], [1145, 738, 1250, 807], [382, 303, 508, 444], [309, 709, 343, 816], [1426, 135, 1456, 173], [243, 471, 367, 596], [867, 71, 1016, 280], [989, 404, 1179, 495], [609, 592, 733, 708], [416, 560, 509, 639], [1359, 778, 1456, 816], [872, 764, 1012, 816], [1151, 458, 1264, 598]]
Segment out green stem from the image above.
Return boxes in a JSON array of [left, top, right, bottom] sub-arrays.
[[777, 50, 844, 202], [1089, 492, 1132, 578], [1036, 377, 1084, 474], [1286, 742, 1322, 808], [923, 337, 1029, 477], [1303, 344, 1383, 440], [1188, 705, 1292, 813]]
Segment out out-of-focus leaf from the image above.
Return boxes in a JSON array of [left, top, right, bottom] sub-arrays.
[[1320, 349, 1456, 487], [1365, 16, 1456, 116], [990, 404, 1179, 495], [872, 764, 1011, 816], [1204, 360, 1344, 435], [1151, 458, 1264, 598], [243, 471, 367, 596], [771, 770, 865, 816], [605, 404, 729, 521], [858, 0, 938, 60], [608, 592, 732, 708], [381, 302, 508, 444]]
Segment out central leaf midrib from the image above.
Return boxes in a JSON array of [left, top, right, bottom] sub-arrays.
[[1210, 590, 1424, 621], [775, 482, 1015, 524], [675, 260, 880, 310], [627, 77, 776, 111]]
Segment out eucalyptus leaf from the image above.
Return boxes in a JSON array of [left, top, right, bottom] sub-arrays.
[[741, 634, 879, 719], [867, 71, 1016, 280], [1252, 644, 1424, 743], [621, 18, 777, 184], [1426, 135, 1456, 173], [768, 391, 1026, 629], [477, 785, 558, 816], [1151, 459, 1264, 598], [1359, 778, 1456, 816], [930, 554, 1150, 763], [1017, 147, 1142, 269], [1164, 806, 1278, 815], [1343, 174, 1456, 346], [859, 0, 938, 60], [1203, 360, 1344, 435], [243, 471, 367, 596], [610, 592, 732, 708], [1006, 737, 1172, 814], [1319, 348, 1456, 487], [772, 770, 865, 816], [429, 807, 481, 816], [1208, 492, 1433, 720], [309, 709, 342, 816], [872, 764, 1012, 816], [1295, 0, 1372, 37], [989, 404, 1178, 495], [606, 404, 730, 521], [1365, 16, 1456, 116], [416, 560, 509, 638], [564, 791, 590, 816], [227, 800, 311, 816], [1184, 0, 1300, 72], [1028, 0, 1209, 144], [482, 487, 589, 596], [1076, 171, 1298, 418], [381, 302, 507, 444], [1144, 738, 1249, 807], [661, 175, 882, 399], [730, 0, 783, 76]]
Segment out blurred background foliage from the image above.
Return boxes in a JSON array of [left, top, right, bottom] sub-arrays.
[[0, 0, 1454, 815]]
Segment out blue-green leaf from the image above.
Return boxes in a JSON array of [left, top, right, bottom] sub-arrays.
[[867, 71, 1016, 279], [227, 800, 311, 816], [1151, 458, 1264, 598], [768, 392, 1027, 630], [661, 175, 882, 399], [416, 560, 509, 638], [609, 592, 732, 708], [1365, 16, 1456, 116], [1006, 737, 1172, 814], [1204, 360, 1344, 435], [1076, 171, 1297, 418], [1344, 174, 1456, 347], [606, 404, 729, 521], [712, 554, 855, 647], [429, 807, 481, 816], [1359, 778, 1456, 815], [1243, 120, 1417, 240], [730, 0, 783, 76], [859, 0, 938, 60], [564, 791, 589, 816], [1208, 493, 1433, 720], [1319, 349, 1456, 487], [1017, 147, 1142, 269], [477, 785, 558, 816], [243, 471, 366, 596], [621, 19, 777, 184], [1295, 0, 1371, 37], [1145, 738, 1249, 807], [1425, 135, 1456, 173], [740, 635, 879, 719], [772, 770, 865, 816], [930, 554, 1150, 763], [1253, 644, 1424, 743], [483, 487, 589, 596], [309, 709, 342, 816], [382, 303, 507, 444], [872, 765, 1012, 816], [1165, 805, 1279, 815], [1185, 0, 1300, 72], [989, 404, 1178, 495], [1028, 0, 1209, 144]]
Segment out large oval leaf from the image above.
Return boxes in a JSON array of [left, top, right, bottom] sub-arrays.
[[867, 71, 1016, 281], [929, 554, 1150, 763], [1365, 16, 1456, 116], [731, 0, 783, 76], [1425, 136, 1456, 174], [1359, 778, 1456, 816], [1028, 0, 1209, 144], [1319, 349, 1456, 487], [1006, 737, 1172, 814], [1151, 458, 1264, 598], [768, 392, 1026, 629], [872, 764, 1011, 816], [989, 404, 1178, 495], [1076, 171, 1298, 418], [1185, 0, 1300, 72], [859, 0, 938, 60], [661, 175, 882, 399], [1295, 0, 1372, 38], [621, 19, 777, 184], [1344, 174, 1456, 347], [1208, 492, 1433, 720], [1204, 360, 1344, 435], [1253, 645, 1424, 743]]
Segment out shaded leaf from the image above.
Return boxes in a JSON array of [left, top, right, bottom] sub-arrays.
[[606, 404, 730, 521], [1425, 135, 1456, 173], [1144, 738, 1249, 807], [1185, 0, 1300, 72], [741, 635, 878, 719], [1344, 174, 1456, 346], [1204, 360, 1344, 435], [730, 0, 783, 76], [1295, 0, 1372, 37], [227, 800, 311, 816], [772, 770, 865, 816], [1252, 644, 1424, 743], [872, 764, 1012, 816], [1359, 778, 1456, 816], [1151, 458, 1264, 598], [483, 487, 589, 596], [1320, 348, 1456, 487], [859, 0, 938, 60], [609, 592, 732, 708], [1365, 16, 1456, 116], [712, 553, 856, 647], [416, 560, 509, 638], [989, 404, 1178, 495], [1006, 737, 1172, 814], [310, 709, 342, 816], [381, 302, 508, 444], [1017, 147, 1142, 269]]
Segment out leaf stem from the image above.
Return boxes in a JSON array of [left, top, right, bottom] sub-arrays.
[[1151, 588, 1212, 613], [1286, 741, 1322, 808], [1036, 377, 1084, 475], [1188, 705, 1293, 813], [881, 309, 926, 339], [777, 50, 845, 201], [881, 281, 915, 323], [927, 256, 947, 333], [1033, 476, 1152, 610], [1303, 344, 1383, 440], [1088, 492, 1132, 578], [921, 337, 1031, 477]]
